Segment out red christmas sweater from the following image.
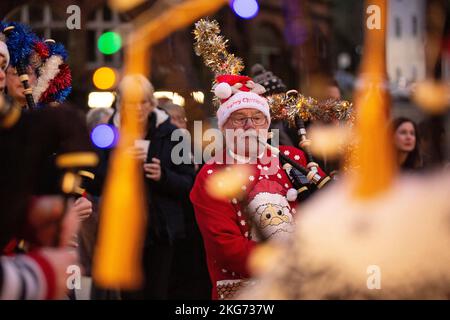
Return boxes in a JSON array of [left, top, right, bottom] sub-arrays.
[[190, 145, 325, 299]]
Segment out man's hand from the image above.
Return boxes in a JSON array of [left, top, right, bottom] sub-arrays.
[[26, 196, 80, 247], [144, 158, 162, 181], [73, 197, 93, 221], [125, 146, 147, 161]]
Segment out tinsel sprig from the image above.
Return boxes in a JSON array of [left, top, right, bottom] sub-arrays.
[[268, 91, 354, 126], [193, 19, 244, 76]]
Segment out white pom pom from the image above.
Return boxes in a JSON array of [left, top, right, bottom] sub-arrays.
[[286, 188, 298, 202], [214, 82, 233, 99]]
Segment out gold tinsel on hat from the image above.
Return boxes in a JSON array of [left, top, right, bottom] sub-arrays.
[[193, 19, 244, 76]]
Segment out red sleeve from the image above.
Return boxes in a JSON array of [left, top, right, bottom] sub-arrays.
[[190, 167, 256, 278]]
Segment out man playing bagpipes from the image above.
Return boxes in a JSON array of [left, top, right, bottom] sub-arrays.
[[190, 19, 338, 300]]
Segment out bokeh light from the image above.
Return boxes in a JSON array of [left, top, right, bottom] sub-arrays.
[[88, 92, 116, 108], [108, 0, 145, 12], [91, 124, 118, 149], [191, 91, 205, 104], [205, 164, 253, 200], [153, 91, 186, 107], [231, 0, 259, 19], [98, 31, 122, 55], [308, 125, 352, 159], [412, 80, 450, 114], [93, 67, 117, 90]]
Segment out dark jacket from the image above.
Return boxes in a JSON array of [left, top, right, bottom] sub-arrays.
[[90, 107, 196, 244], [143, 108, 196, 243]]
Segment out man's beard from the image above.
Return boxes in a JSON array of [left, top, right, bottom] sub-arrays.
[[251, 220, 295, 243], [224, 129, 268, 158]]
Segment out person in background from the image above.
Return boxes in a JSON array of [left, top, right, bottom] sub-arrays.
[[251, 64, 296, 147], [159, 102, 211, 299], [326, 78, 342, 101], [91, 75, 202, 299], [313, 78, 343, 177], [392, 117, 423, 171], [418, 118, 448, 170], [86, 107, 114, 132], [159, 102, 188, 129]]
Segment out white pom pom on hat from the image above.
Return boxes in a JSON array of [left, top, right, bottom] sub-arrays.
[[214, 82, 233, 100], [286, 188, 298, 202]]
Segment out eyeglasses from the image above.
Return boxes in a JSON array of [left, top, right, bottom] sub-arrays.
[[229, 115, 267, 127]]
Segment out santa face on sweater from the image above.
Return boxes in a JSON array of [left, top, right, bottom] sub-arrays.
[[246, 180, 296, 242]]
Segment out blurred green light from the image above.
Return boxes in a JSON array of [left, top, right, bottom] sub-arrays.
[[98, 31, 122, 55]]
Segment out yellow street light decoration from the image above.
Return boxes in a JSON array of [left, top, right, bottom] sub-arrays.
[[93, 67, 117, 90]]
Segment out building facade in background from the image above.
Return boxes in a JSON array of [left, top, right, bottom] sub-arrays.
[[387, 0, 426, 97]]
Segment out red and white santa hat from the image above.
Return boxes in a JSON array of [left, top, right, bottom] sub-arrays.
[[247, 180, 298, 213], [213, 74, 270, 129]]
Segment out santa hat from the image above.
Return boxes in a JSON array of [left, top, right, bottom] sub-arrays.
[[213, 74, 270, 129], [247, 180, 298, 214], [0, 40, 10, 67]]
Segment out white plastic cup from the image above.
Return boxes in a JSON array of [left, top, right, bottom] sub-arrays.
[[134, 139, 150, 160]]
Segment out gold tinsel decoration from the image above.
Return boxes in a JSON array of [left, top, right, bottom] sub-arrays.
[[268, 92, 354, 127], [193, 19, 244, 76]]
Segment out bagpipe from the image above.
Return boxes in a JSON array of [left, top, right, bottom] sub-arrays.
[[260, 135, 331, 201], [266, 89, 353, 202]]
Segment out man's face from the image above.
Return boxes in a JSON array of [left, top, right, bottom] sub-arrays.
[[5, 66, 37, 104], [0, 55, 6, 92], [222, 108, 269, 157]]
